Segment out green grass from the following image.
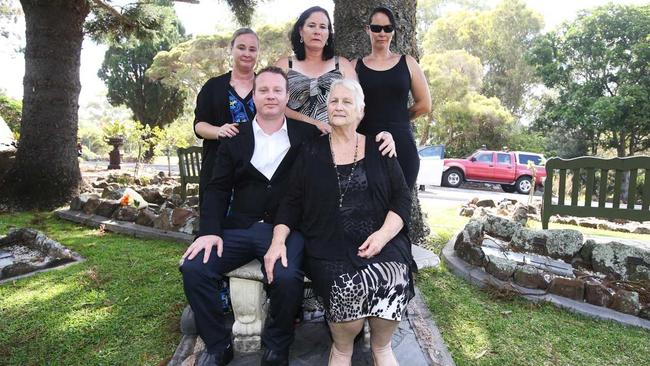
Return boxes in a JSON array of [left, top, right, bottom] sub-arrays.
[[0, 205, 648, 365], [420, 203, 650, 366], [0, 212, 186, 366]]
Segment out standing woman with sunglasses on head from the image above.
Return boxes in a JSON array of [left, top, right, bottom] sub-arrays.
[[352, 7, 431, 190]]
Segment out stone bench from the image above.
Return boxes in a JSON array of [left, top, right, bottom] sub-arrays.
[[188, 245, 440, 353]]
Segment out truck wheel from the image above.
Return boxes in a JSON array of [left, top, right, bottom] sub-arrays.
[[500, 184, 516, 193], [515, 176, 532, 194], [443, 169, 463, 188]]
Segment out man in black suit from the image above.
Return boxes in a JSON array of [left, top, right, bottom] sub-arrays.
[[181, 66, 395, 366]]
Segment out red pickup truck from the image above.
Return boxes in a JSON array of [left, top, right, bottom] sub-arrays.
[[442, 150, 546, 194]]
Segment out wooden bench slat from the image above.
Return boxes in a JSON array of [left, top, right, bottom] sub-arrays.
[[598, 169, 608, 208], [627, 169, 637, 210], [641, 169, 650, 211], [585, 168, 595, 208], [571, 168, 580, 206], [613, 170, 622, 209], [558, 169, 567, 206]]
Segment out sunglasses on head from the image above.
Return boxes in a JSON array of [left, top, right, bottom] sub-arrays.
[[369, 24, 394, 33]]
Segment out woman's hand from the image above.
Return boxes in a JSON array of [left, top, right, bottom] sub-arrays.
[[357, 230, 391, 259], [216, 123, 239, 139], [376, 131, 396, 157], [316, 120, 332, 135]]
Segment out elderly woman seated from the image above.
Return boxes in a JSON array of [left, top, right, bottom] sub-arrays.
[[264, 79, 415, 366]]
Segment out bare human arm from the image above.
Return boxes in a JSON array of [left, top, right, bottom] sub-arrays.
[[405, 55, 432, 120], [357, 211, 404, 258], [195, 121, 239, 140]]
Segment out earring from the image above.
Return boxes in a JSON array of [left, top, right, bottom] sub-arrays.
[[300, 36, 304, 43]]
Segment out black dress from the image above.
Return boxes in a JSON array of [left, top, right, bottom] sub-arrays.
[[275, 137, 415, 322], [356, 55, 420, 190], [194, 71, 255, 204]]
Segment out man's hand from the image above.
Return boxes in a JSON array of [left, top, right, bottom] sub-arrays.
[[264, 241, 287, 284], [182, 235, 223, 264], [217, 123, 239, 139], [375, 131, 396, 157], [357, 231, 390, 259]]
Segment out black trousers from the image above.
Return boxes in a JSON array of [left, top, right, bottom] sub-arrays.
[[180, 222, 305, 354]]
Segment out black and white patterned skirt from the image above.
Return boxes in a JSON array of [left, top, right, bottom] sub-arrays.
[[306, 259, 411, 323]]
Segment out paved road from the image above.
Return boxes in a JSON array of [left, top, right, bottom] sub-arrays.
[[418, 184, 538, 208]]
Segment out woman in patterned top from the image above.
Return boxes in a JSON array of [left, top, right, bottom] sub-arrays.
[[193, 28, 258, 205], [267, 79, 415, 366], [275, 6, 357, 135]]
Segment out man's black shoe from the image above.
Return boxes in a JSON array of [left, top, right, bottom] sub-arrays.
[[196, 343, 234, 366], [260, 348, 289, 366]]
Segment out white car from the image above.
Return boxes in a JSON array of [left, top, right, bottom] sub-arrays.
[[417, 145, 445, 189]]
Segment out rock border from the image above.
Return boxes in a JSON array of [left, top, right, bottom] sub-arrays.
[[442, 231, 650, 331]]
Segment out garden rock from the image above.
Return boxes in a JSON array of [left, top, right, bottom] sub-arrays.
[[136, 187, 165, 205], [633, 226, 650, 235], [475, 199, 496, 208], [82, 195, 101, 215], [590, 240, 650, 281], [70, 194, 98, 211], [153, 208, 174, 231], [115, 206, 138, 222], [454, 239, 485, 266], [548, 277, 585, 301], [584, 281, 614, 307], [511, 228, 583, 261], [609, 290, 641, 315], [485, 255, 516, 281], [179, 217, 199, 235], [483, 214, 521, 240], [135, 208, 157, 227], [513, 265, 546, 289], [511, 203, 528, 225], [172, 208, 195, 227], [2, 262, 37, 278], [95, 200, 120, 218], [459, 206, 474, 217]]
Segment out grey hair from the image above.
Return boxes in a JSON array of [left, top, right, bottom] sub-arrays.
[[327, 79, 366, 114], [230, 27, 259, 47]]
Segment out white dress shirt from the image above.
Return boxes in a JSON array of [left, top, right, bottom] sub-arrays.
[[250, 117, 291, 180]]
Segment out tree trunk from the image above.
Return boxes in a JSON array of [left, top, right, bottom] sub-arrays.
[[334, 0, 429, 246], [333, 0, 418, 60], [0, 0, 89, 210]]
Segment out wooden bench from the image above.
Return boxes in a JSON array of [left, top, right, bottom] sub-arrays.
[[177, 146, 202, 201], [541, 156, 650, 229]]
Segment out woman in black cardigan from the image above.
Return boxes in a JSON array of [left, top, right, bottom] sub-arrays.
[[266, 79, 414, 366]]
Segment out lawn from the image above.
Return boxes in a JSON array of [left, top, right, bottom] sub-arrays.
[[0, 206, 648, 365], [0, 212, 186, 365]]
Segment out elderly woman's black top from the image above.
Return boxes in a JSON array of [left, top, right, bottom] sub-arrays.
[[275, 135, 413, 268]]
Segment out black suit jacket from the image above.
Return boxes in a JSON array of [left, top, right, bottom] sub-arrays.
[[199, 118, 319, 237]]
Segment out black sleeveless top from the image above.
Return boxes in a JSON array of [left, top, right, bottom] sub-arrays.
[[356, 55, 411, 135]]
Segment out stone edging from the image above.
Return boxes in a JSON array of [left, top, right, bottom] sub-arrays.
[[407, 286, 456, 366], [442, 232, 650, 331], [56, 208, 192, 244]]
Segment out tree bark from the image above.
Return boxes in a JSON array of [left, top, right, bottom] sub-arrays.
[[334, 0, 429, 246], [0, 0, 89, 210], [333, 0, 418, 61]]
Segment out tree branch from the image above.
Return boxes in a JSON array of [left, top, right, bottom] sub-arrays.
[[90, 0, 137, 27]]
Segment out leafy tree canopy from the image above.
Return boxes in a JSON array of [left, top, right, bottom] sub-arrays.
[[423, 0, 543, 114], [147, 22, 292, 97], [528, 3, 650, 157]]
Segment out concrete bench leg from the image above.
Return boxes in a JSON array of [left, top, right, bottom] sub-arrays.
[[229, 277, 267, 353]]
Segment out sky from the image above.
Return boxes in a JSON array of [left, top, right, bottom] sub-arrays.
[[0, 0, 648, 105]]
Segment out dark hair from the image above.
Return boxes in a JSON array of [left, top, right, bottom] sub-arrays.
[[230, 27, 258, 47], [253, 66, 289, 92], [290, 6, 335, 61], [368, 7, 396, 36]]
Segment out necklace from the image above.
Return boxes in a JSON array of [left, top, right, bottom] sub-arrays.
[[329, 134, 359, 208]]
